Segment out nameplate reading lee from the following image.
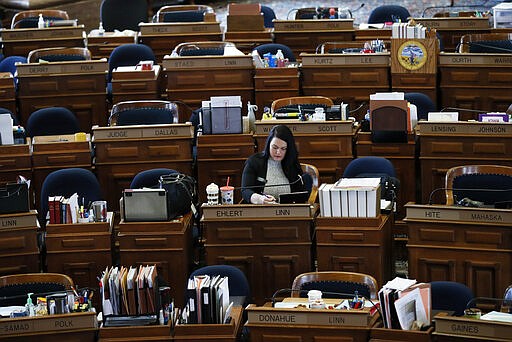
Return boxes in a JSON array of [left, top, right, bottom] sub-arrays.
[[301, 53, 390, 66]]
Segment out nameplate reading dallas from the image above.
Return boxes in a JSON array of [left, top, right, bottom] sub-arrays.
[[202, 204, 311, 220], [92, 124, 193, 140]]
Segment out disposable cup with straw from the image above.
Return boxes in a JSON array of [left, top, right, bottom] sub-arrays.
[[220, 177, 234, 205]]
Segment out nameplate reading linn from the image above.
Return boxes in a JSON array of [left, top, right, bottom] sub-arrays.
[[273, 19, 354, 32], [0, 312, 97, 336], [0, 211, 38, 230], [255, 120, 353, 135], [16, 60, 108, 76], [202, 204, 311, 220], [417, 122, 511, 136], [415, 17, 490, 30], [439, 53, 512, 66], [301, 53, 390, 66], [405, 204, 512, 225], [435, 315, 512, 340], [0, 25, 85, 41], [139, 22, 221, 35], [162, 55, 253, 69], [92, 124, 193, 141]]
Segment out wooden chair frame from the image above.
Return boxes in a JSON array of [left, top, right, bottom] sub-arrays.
[[11, 10, 69, 29], [156, 5, 214, 23], [301, 163, 319, 204], [458, 33, 512, 53], [27, 47, 91, 63], [270, 96, 334, 114]]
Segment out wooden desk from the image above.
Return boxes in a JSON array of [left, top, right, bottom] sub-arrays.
[[273, 19, 355, 57], [117, 212, 193, 309], [196, 133, 255, 204], [434, 313, 512, 341], [254, 66, 300, 118], [405, 203, 512, 298], [0, 72, 16, 114], [0, 142, 31, 190], [254, 120, 355, 183], [99, 321, 171, 342], [93, 123, 194, 212], [16, 59, 108, 130], [201, 204, 316, 305], [224, 30, 273, 54], [162, 54, 254, 123], [111, 65, 163, 104], [315, 215, 392, 288], [138, 22, 223, 63], [0, 25, 86, 57], [86, 31, 137, 59], [370, 325, 434, 342], [300, 52, 390, 120], [416, 121, 512, 204], [0, 311, 97, 342], [0, 210, 39, 276], [355, 27, 392, 42], [438, 53, 512, 117]]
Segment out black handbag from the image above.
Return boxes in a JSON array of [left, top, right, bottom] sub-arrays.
[[159, 173, 197, 219], [0, 182, 29, 214]]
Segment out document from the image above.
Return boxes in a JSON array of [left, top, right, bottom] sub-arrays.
[[394, 287, 429, 329]]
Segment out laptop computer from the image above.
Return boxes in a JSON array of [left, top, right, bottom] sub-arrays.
[[278, 191, 309, 204]]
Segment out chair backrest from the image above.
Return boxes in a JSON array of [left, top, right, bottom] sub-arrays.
[[108, 44, 156, 82], [368, 5, 411, 24], [0, 56, 27, 76], [260, 5, 276, 28], [253, 43, 295, 62], [0, 273, 74, 306], [301, 163, 319, 204], [291, 271, 378, 300], [100, 0, 148, 31], [172, 41, 228, 57], [458, 33, 512, 53], [445, 165, 512, 206], [156, 5, 213, 23], [431, 281, 474, 316], [26, 107, 81, 137], [27, 47, 91, 63], [130, 168, 177, 189], [11, 10, 69, 29], [271, 96, 333, 114], [404, 92, 436, 121], [343, 156, 396, 178], [504, 284, 512, 313], [109, 100, 178, 126]]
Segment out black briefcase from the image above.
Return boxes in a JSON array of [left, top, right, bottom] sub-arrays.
[[0, 182, 30, 214]]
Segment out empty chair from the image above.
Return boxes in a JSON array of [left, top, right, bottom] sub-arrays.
[[156, 5, 213, 23], [368, 5, 411, 24], [172, 41, 230, 57], [291, 271, 379, 300], [271, 96, 333, 115], [431, 281, 474, 316], [260, 5, 276, 28], [11, 10, 69, 29], [26, 107, 80, 137], [503, 284, 512, 313], [0, 56, 27, 87], [253, 43, 296, 62], [130, 168, 177, 189], [404, 92, 436, 121], [100, 0, 148, 31], [108, 100, 178, 126], [458, 33, 512, 53], [27, 47, 92, 63]]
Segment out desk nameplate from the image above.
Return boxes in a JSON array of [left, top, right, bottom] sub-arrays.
[[0, 311, 97, 336], [0, 210, 38, 229], [202, 204, 312, 220], [417, 122, 512, 136], [0, 25, 85, 41], [16, 60, 108, 76], [415, 17, 490, 30], [301, 53, 390, 66], [162, 55, 253, 69], [255, 120, 354, 135], [405, 204, 512, 225], [439, 53, 512, 66], [139, 22, 221, 35], [273, 19, 354, 31], [434, 314, 512, 341], [92, 124, 193, 141]]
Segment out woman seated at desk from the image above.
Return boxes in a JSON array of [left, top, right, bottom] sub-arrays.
[[242, 124, 308, 204]]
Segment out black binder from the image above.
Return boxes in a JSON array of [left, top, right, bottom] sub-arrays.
[[0, 182, 29, 214]]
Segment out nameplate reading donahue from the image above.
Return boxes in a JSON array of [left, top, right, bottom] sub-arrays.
[[435, 314, 512, 341], [202, 204, 312, 220], [273, 19, 354, 32], [0, 312, 97, 336], [162, 55, 253, 69], [255, 120, 353, 135], [415, 17, 490, 30], [139, 22, 221, 35], [92, 124, 193, 141], [417, 122, 511, 136], [405, 204, 512, 225], [0, 25, 85, 41], [0, 210, 38, 230], [246, 304, 374, 327], [439, 53, 512, 66], [16, 60, 108, 76], [301, 53, 390, 66]]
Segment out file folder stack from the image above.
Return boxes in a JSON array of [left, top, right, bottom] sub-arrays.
[[183, 274, 230, 324]]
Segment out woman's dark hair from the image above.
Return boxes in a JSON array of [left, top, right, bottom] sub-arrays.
[[263, 125, 302, 178]]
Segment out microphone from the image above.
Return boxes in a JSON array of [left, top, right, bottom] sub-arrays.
[[270, 288, 371, 306], [465, 296, 512, 313], [238, 174, 304, 191], [440, 107, 488, 113], [421, 1, 487, 17], [428, 187, 512, 206], [465, 40, 512, 54]]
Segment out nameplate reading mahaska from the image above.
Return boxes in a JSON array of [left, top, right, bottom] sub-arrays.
[[405, 204, 512, 225]]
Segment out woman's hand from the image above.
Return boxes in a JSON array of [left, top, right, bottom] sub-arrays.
[[251, 193, 276, 204]]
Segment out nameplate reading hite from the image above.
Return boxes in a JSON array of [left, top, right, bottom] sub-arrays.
[[16, 60, 108, 76], [139, 22, 221, 35], [202, 204, 311, 220], [162, 55, 253, 69], [0, 25, 85, 41], [93, 124, 192, 140], [439, 53, 512, 66], [435, 315, 512, 340], [273, 19, 354, 32], [0, 211, 38, 229], [417, 122, 511, 136], [301, 53, 390, 66], [415, 17, 490, 30], [0, 312, 97, 336], [405, 204, 512, 225], [255, 120, 353, 135]]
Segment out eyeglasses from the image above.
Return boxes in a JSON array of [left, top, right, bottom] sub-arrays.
[[271, 144, 287, 152]]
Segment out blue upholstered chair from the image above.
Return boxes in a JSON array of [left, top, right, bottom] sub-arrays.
[[404, 92, 436, 121], [0, 56, 27, 88], [253, 43, 296, 62], [172, 41, 228, 57], [291, 271, 379, 300], [26, 107, 81, 137], [156, 5, 213, 23], [260, 5, 276, 28], [27, 47, 91, 63], [368, 5, 411, 24], [431, 281, 474, 316], [504, 284, 512, 313], [100, 0, 148, 31], [11, 10, 68, 29], [108, 100, 178, 126], [130, 168, 177, 189]]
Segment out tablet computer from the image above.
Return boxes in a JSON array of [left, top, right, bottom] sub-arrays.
[[278, 191, 309, 204]]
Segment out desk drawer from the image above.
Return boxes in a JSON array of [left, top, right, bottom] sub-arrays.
[[45, 232, 111, 252], [316, 228, 386, 245], [118, 232, 186, 249], [94, 139, 192, 162], [0, 253, 40, 276], [0, 227, 38, 254], [32, 151, 91, 167], [18, 73, 106, 96]]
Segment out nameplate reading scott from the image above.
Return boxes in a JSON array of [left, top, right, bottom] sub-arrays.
[[0, 312, 97, 336], [405, 204, 512, 225], [202, 204, 312, 220], [417, 122, 511, 136], [439, 53, 512, 66], [415, 17, 490, 30], [0, 25, 85, 41], [0, 211, 38, 229], [92, 124, 193, 140], [255, 120, 353, 135], [139, 22, 221, 35], [301, 53, 390, 66], [162, 55, 253, 69], [16, 60, 108, 76], [273, 19, 354, 32]]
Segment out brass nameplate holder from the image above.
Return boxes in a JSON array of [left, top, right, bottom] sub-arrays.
[[415, 17, 490, 30], [435, 314, 512, 340], [201, 204, 312, 220], [162, 55, 253, 69], [405, 203, 512, 225], [0, 312, 97, 336], [0, 25, 85, 41], [273, 19, 354, 32], [16, 60, 108, 76], [439, 53, 512, 66], [301, 53, 390, 66], [92, 123, 193, 141], [417, 122, 512, 136], [255, 120, 354, 135], [0, 210, 38, 230], [139, 22, 221, 35]]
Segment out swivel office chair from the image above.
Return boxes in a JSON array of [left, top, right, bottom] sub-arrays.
[[368, 5, 411, 24], [26, 107, 81, 137], [271, 96, 333, 115], [100, 0, 148, 31], [27, 47, 92, 63], [0, 56, 27, 88], [431, 281, 474, 316], [155, 5, 213, 23], [404, 92, 436, 121], [130, 168, 177, 189], [11, 10, 69, 29], [260, 5, 276, 28], [172, 41, 230, 57], [301, 163, 319, 204], [109, 100, 178, 126], [253, 43, 296, 62]]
